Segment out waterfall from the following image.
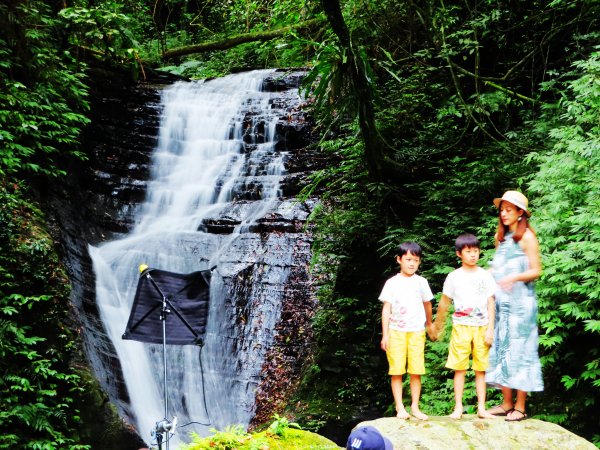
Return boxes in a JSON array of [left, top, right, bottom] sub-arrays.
[[88, 70, 302, 446]]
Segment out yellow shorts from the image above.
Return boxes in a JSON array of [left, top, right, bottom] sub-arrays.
[[445, 324, 490, 371], [386, 329, 426, 375]]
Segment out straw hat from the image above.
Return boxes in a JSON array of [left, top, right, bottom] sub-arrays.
[[493, 190, 531, 217]]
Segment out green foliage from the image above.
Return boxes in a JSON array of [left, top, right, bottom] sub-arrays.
[[1, 0, 599, 445], [527, 48, 600, 438], [181, 421, 334, 450], [301, 34, 354, 123], [185, 424, 249, 450], [383, 150, 528, 289], [59, 3, 141, 65], [296, 125, 395, 420], [0, 2, 90, 179], [296, 0, 600, 443], [0, 183, 89, 449], [297, 0, 537, 419], [0, 4, 95, 441], [216, 0, 313, 33], [268, 413, 301, 438], [154, 0, 322, 78], [159, 28, 317, 79]]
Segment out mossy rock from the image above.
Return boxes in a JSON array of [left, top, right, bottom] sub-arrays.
[[181, 427, 342, 449], [356, 416, 597, 449]]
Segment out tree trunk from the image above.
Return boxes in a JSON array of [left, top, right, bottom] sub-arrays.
[[321, 0, 406, 182], [161, 18, 324, 60]]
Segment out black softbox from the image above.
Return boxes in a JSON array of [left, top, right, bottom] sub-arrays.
[[122, 268, 212, 345]]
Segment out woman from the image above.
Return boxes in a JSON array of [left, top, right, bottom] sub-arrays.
[[485, 191, 544, 421]]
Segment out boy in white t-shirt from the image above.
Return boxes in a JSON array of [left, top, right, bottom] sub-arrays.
[[433, 233, 496, 419], [379, 242, 435, 420]]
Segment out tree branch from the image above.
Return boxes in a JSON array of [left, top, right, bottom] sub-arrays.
[[161, 18, 325, 60]]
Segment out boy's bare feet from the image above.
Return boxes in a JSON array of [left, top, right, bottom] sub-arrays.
[[396, 409, 410, 420], [410, 405, 429, 420], [477, 408, 496, 419], [449, 408, 462, 419]]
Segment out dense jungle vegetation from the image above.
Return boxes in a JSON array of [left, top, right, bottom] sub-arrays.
[[1, 0, 599, 448]]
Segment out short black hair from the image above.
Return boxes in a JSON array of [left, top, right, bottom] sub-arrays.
[[397, 241, 423, 258], [455, 233, 480, 252]]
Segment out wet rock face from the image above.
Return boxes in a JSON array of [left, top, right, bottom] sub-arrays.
[[47, 65, 173, 441], [262, 71, 305, 92], [49, 66, 323, 439], [68, 66, 169, 236]]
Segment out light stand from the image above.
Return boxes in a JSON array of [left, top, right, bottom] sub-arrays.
[[123, 265, 212, 450], [143, 269, 181, 450]]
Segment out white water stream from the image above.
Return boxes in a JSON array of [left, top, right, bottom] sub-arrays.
[[88, 70, 295, 447]]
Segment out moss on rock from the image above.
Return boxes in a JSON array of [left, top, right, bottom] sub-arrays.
[[181, 426, 341, 450]]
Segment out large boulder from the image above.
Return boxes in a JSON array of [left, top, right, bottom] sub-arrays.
[[353, 416, 596, 449]]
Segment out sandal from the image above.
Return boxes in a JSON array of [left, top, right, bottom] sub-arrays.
[[487, 405, 513, 416], [505, 409, 528, 422]]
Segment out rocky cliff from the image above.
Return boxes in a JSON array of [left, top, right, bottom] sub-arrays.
[[48, 64, 322, 447]]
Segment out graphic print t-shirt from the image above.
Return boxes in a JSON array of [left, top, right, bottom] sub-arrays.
[[379, 274, 434, 332], [442, 267, 496, 326]]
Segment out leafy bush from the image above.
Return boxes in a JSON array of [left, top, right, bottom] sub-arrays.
[[268, 414, 301, 438], [0, 183, 89, 449], [0, 4, 94, 446], [181, 417, 333, 450], [296, 1, 600, 443], [528, 49, 600, 441], [0, 2, 90, 179]]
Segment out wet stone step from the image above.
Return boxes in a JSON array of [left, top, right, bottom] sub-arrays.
[[198, 218, 241, 234]]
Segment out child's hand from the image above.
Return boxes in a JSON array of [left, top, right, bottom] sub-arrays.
[[485, 328, 494, 346], [380, 335, 389, 351], [426, 323, 437, 341]]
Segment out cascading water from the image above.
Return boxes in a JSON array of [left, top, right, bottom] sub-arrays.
[[88, 69, 305, 446]]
